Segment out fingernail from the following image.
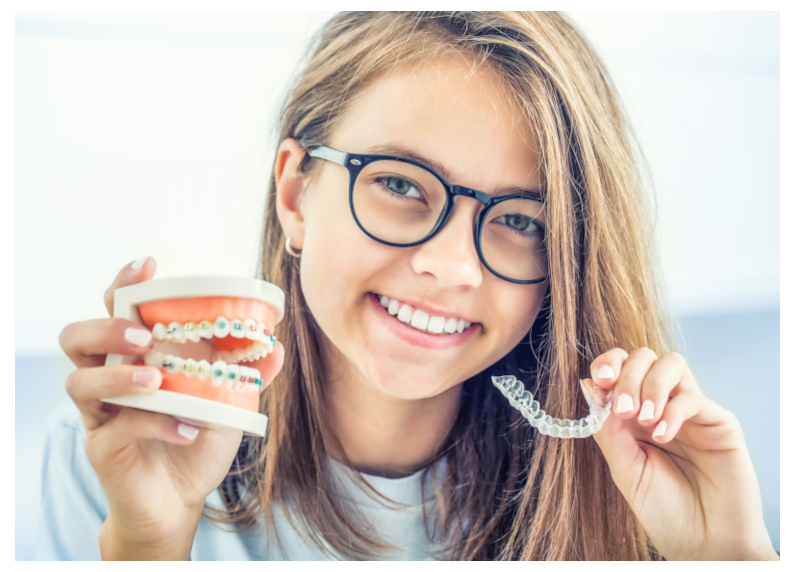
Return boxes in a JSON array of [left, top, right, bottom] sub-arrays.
[[130, 257, 149, 271], [125, 327, 152, 348], [178, 423, 199, 440], [133, 369, 160, 387], [652, 420, 667, 438], [615, 393, 634, 413], [597, 365, 615, 380], [578, 379, 593, 406], [638, 400, 655, 421]]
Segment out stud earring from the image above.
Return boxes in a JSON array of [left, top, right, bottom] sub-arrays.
[[285, 237, 302, 258]]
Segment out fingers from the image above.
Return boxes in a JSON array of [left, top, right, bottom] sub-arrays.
[[66, 365, 162, 431], [634, 352, 690, 426], [647, 387, 703, 443], [250, 342, 285, 390], [589, 347, 629, 390], [87, 408, 200, 475], [60, 318, 154, 368], [580, 377, 644, 491], [104, 257, 157, 317]]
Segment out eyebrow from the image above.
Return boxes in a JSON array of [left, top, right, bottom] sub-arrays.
[[363, 143, 543, 200]]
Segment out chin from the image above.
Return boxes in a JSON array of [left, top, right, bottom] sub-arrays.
[[365, 360, 459, 400]]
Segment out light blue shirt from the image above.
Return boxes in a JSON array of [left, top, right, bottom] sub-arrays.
[[36, 398, 439, 560]]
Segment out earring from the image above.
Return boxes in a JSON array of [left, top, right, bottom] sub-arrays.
[[285, 237, 302, 258]]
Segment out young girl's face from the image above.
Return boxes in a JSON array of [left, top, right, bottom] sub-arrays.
[[295, 56, 546, 401]]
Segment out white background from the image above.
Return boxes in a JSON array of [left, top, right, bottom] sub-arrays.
[[14, 11, 781, 559]]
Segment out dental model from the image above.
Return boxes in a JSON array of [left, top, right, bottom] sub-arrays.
[[103, 276, 284, 437], [492, 375, 614, 438]]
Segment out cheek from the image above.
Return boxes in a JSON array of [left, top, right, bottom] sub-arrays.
[[489, 281, 546, 344]]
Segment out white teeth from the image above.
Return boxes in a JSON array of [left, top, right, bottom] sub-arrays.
[[181, 358, 198, 377], [143, 350, 263, 394], [378, 294, 475, 336], [225, 364, 241, 387], [211, 361, 226, 385], [184, 322, 200, 343], [214, 316, 230, 338], [171, 356, 186, 373], [244, 318, 258, 340], [397, 304, 413, 323], [410, 309, 429, 331], [152, 323, 167, 340], [198, 320, 214, 339], [153, 317, 276, 344], [144, 349, 163, 367], [196, 360, 211, 380], [230, 319, 245, 339], [219, 339, 272, 363], [167, 322, 185, 343], [427, 316, 445, 334]]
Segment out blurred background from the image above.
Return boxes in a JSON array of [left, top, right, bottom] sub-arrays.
[[15, 12, 779, 558]]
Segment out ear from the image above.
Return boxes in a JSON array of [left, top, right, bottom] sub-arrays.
[[274, 138, 309, 250]]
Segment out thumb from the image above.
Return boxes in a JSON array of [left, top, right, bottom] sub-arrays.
[[579, 378, 645, 494]]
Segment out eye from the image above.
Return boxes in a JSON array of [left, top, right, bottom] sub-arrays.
[[379, 176, 422, 199], [493, 213, 541, 236]]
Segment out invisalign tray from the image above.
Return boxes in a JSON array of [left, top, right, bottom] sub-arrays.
[[492, 375, 614, 438]]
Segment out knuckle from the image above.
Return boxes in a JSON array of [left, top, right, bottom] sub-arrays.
[[662, 351, 686, 368], [64, 369, 81, 397], [58, 323, 77, 353], [631, 347, 658, 362]]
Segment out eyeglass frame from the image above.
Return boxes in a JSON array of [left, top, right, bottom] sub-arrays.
[[306, 145, 550, 285]]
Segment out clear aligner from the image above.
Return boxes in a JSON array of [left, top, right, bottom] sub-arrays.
[[491, 375, 614, 438]]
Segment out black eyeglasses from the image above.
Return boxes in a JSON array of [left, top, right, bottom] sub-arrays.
[[307, 146, 549, 284]]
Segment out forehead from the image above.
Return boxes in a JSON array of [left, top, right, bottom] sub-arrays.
[[330, 55, 543, 194]]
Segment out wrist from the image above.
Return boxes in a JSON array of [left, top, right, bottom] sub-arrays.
[[99, 508, 203, 561]]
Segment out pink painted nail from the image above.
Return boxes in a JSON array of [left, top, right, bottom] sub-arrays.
[[638, 400, 655, 421], [133, 369, 160, 387], [615, 393, 634, 413], [130, 257, 149, 271], [125, 327, 152, 348], [597, 365, 615, 380], [178, 423, 199, 440], [652, 420, 667, 438]]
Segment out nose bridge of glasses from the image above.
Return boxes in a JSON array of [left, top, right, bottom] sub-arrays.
[[450, 185, 493, 206]]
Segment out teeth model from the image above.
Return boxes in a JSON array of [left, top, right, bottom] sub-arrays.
[[377, 294, 472, 335], [136, 295, 281, 412], [491, 375, 614, 438]]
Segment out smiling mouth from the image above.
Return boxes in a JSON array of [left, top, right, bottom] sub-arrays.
[[372, 293, 473, 335]]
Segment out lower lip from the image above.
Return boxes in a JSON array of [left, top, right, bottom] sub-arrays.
[[367, 293, 478, 350]]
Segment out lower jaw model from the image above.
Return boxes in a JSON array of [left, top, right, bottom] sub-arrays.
[[137, 296, 278, 413]]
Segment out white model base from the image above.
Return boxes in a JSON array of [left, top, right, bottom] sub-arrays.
[[101, 390, 268, 437]]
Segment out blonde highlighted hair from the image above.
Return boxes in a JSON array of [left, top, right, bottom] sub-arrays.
[[211, 11, 671, 560]]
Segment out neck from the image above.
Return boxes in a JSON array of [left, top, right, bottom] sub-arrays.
[[322, 342, 461, 479]]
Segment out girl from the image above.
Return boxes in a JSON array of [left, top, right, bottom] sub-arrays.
[[45, 12, 778, 560]]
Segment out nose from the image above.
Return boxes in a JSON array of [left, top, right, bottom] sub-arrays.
[[409, 198, 483, 289]]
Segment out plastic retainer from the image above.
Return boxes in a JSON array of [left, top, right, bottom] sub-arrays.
[[492, 375, 614, 438]]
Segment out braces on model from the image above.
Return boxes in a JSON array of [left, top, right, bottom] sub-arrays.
[[492, 375, 614, 438]]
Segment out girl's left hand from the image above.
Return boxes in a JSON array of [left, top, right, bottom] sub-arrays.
[[580, 348, 778, 561]]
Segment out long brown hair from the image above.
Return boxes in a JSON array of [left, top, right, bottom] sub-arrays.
[[211, 11, 671, 560]]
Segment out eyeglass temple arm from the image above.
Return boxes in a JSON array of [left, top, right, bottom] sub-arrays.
[[307, 146, 348, 166]]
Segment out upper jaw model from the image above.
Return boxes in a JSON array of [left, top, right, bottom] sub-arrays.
[[103, 276, 285, 437]]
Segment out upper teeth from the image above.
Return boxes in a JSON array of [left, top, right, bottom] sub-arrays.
[[152, 318, 274, 345], [379, 295, 471, 335]]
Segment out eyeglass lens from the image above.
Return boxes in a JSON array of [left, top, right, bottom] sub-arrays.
[[352, 159, 548, 282]]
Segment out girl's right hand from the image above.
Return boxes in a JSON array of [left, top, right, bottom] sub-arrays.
[[58, 258, 284, 560]]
